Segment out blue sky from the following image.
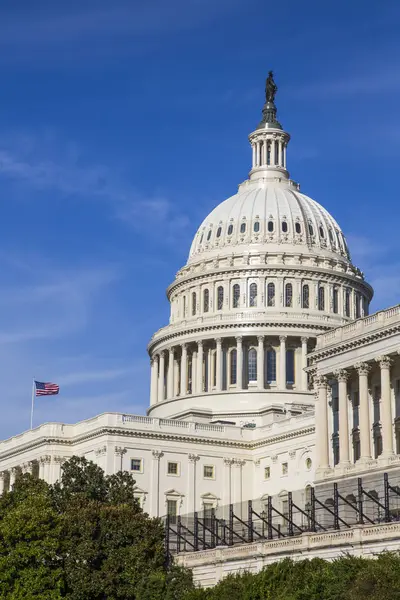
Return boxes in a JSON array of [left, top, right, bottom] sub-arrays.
[[0, 0, 399, 438]]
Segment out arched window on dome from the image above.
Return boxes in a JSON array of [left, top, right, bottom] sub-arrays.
[[227, 224, 233, 235], [302, 284, 309, 309], [240, 222, 246, 234], [192, 292, 197, 316], [217, 286, 224, 310], [318, 287, 325, 311], [230, 349, 237, 385], [282, 221, 288, 233], [345, 289, 350, 317], [232, 284, 240, 308], [254, 221, 260, 233], [200, 234, 204, 244], [267, 282, 275, 307], [286, 349, 295, 384], [295, 222, 301, 234], [249, 283, 257, 307], [308, 223, 314, 236], [268, 220, 274, 233], [216, 226, 222, 238], [203, 289, 209, 313], [319, 226, 325, 238], [266, 349, 276, 383], [285, 283, 293, 307], [248, 348, 257, 382], [328, 228, 334, 245], [333, 288, 338, 314], [207, 230, 212, 241]]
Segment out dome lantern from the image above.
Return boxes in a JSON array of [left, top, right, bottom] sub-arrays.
[[249, 71, 290, 181]]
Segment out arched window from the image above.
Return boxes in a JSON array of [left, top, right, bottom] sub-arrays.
[[282, 221, 288, 233], [305, 485, 312, 507], [319, 226, 325, 238], [345, 289, 350, 317], [285, 283, 293, 307], [302, 285, 309, 309], [203, 289, 209, 313], [249, 283, 257, 307], [333, 288, 338, 314], [318, 287, 325, 311], [192, 292, 197, 316], [240, 222, 246, 234], [230, 349, 237, 385], [254, 221, 260, 233], [295, 222, 301, 234], [200, 234, 203, 244], [248, 348, 257, 382], [328, 228, 334, 244], [308, 223, 314, 236], [216, 226, 222, 238], [227, 224, 233, 235], [268, 220, 274, 232], [286, 349, 295, 384], [267, 282, 275, 307], [207, 230, 212, 241], [355, 293, 361, 319], [217, 286, 224, 310], [232, 284, 240, 308], [266, 349, 276, 383], [212, 352, 217, 387]]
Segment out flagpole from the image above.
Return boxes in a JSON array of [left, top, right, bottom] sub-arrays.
[[30, 378, 35, 430]]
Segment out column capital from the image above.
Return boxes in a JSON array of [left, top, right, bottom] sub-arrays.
[[159, 349, 166, 357], [334, 369, 349, 383], [152, 450, 164, 461], [314, 375, 328, 389], [40, 455, 51, 465], [168, 346, 174, 354], [197, 339, 203, 348], [233, 459, 246, 468], [279, 335, 287, 343], [181, 342, 188, 351], [376, 355, 392, 369], [223, 457, 235, 466], [114, 446, 127, 456], [355, 362, 371, 376], [215, 337, 222, 346], [235, 335, 243, 343], [188, 453, 200, 463], [0, 471, 5, 480], [257, 335, 264, 344], [301, 336, 309, 344]]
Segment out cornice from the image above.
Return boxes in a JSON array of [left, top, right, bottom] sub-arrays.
[[0, 424, 316, 462]]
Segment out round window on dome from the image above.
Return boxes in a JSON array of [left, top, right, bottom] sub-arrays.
[[240, 222, 246, 234], [228, 224, 233, 235], [319, 226, 325, 238], [282, 221, 288, 233], [309, 223, 314, 236], [216, 226, 222, 238], [254, 221, 260, 233], [295, 222, 301, 234], [207, 230, 212, 241], [268, 221, 274, 233]]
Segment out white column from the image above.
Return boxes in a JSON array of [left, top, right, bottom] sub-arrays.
[[236, 336, 243, 390], [301, 337, 308, 391], [278, 139, 283, 166], [216, 338, 222, 391], [378, 356, 394, 456], [256, 141, 261, 166], [151, 450, 164, 517], [271, 138, 276, 166], [180, 343, 188, 396], [263, 140, 267, 165], [197, 340, 203, 393], [173, 355, 179, 397], [158, 351, 165, 402], [335, 370, 350, 465], [315, 376, 330, 470], [283, 143, 287, 168], [188, 454, 200, 514], [356, 363, 372, 460], [10, 467, 18, 489], [279, 335, 287, 389], [150, 356, 159, 406], [167, 347, 174, 400], [252, 144, 256, 168], [257, 335, 264, 390], [0, 472, 4, 495]]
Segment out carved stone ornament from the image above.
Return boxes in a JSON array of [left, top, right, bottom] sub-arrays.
[[223, 457, 235, 466], [271, 455, 278, 463], [54, 456, 67, 465], [40, 455, 51, 464], [334, 369, 349, 383], [289, 450, 296, 460], [376, 355, 392, 369], [95, 446, 107, 457], [253, 459, 261, 467], [234, 459, 246, 468], [279, 335, 287, 343], [188, 453, 200, 463], [152, 450, 164, 460], [355, 362, 371, 376], [314, 375, 328, 388], [115, 446, 127, 456]]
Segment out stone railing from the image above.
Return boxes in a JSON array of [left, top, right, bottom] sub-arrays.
[[316, 304, 400, 350]]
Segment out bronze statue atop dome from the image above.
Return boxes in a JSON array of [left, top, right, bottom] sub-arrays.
[[265, 70, 277, 103]]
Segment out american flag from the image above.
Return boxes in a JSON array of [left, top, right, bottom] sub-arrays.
[[35, 381, 60, 396]]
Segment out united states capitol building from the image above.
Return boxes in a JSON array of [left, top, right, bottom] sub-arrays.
[[2, 73, 400, 583]]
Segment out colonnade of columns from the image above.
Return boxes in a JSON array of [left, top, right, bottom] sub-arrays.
[[150, 335, 310, 405], [252, 136, 287, 169], [0, 455, 66, 494], [315, 355, 395, 472]]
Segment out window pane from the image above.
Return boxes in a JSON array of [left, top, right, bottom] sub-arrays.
[[295, 222, 301, 234], [240, 222, 246, 233], [203, 289, 209, 313], [248, 348, 257, 381], [345, 290, 350, 317], [282, 221, 288, 233], [217, 286, 224, 310], [192, 292, 196, 316], [333, 288, 338, 314], [167, 499, 177, 524], [131, 459, 142, 472], [167, 462, 178, 475], [267, 282, 275, 307], [285, 283, 293, 307], [268, 221, 274, 232], [286, 349, 295, 384], [228, 224, 233, 235], [216, 227, 222, 238], [302, 285, 309, 309], [266, 349, 276, 383], [203, 466, 214, 478], [233, 284, 240, 308], [254, 221, 260, 232], [249, 283, 257, 307], [230, 349, 237, 384], [309, 223, 314, 236], [318, 287, 325, 311]]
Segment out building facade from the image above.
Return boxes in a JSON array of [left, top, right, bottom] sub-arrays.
[[0, 74, 399, 584]]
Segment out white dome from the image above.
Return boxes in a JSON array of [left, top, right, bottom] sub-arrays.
[[189, 179, 350, 264]]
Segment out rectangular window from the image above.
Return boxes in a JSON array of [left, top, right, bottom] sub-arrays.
[[203, 465, 215, 479], [167, 462, 179, 476], [353, 390, 359, 429], [264, 466, 270, 480], [286, 349, 295, 384], [203, 502, 213, 526], [266, 349, 276, 383], [131, 458, 143, 472], [167, 499, 177, 524], [282, 462, 288, 475]]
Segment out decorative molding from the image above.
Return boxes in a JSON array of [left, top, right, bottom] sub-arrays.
[[334, 369, 349, 383], [188, 453, 200, 463], [40, 455, 51, 464], [376, 355, 392, 369], [114, 446, 127, 456], [95, 446, 107, 456], [152, 450, 164, 460], [355, 362, 371, 376]]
